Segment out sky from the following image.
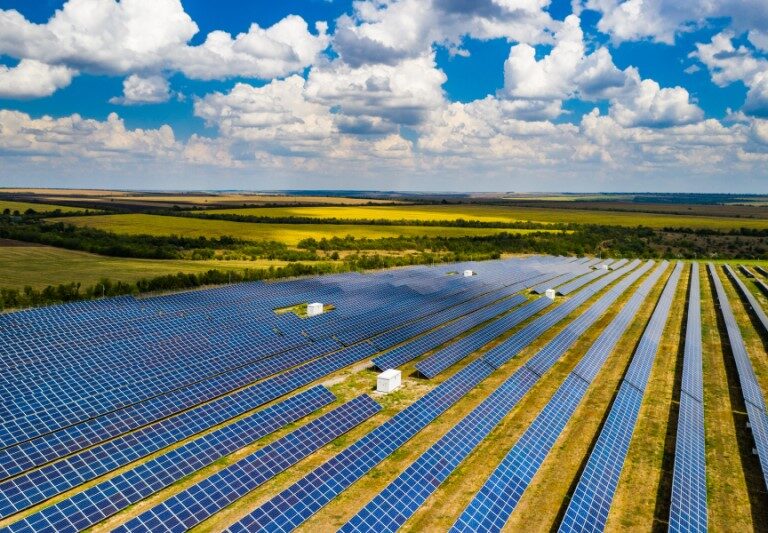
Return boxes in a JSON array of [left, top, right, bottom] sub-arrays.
[[0, 0, 767, 192]]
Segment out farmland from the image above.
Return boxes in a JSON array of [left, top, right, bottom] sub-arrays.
[[0, 200, 86, 214], [50, 213, 537, 245], [199, 204, 768, 231]]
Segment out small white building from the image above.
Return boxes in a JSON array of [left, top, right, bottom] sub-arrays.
[[545, 288, 557, 301], [463, 269, 475, 277], [306, 302, 324, 317], [377, 369, 402, 393]]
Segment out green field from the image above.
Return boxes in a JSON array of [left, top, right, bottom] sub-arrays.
[[0, 243, 299, 290], [199, 204, 768, 230], [51, 214, 541, 245], [0, 199, 86, 214]]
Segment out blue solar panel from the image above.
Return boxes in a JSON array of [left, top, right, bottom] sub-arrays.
[[225, 359, 495, 533], [416, 297, 552, 378], [558, 262, 683, 532], [708, 263, 768, 494], [450, 261, 669, 533], [483, 260, 642, 369], [724, 264, 768, 338], [113, 395, 381, 533], [0, 386, 334, 522]]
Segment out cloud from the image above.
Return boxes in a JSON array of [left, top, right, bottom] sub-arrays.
[[332, 0, 554, 67], [110, 74, 171, 105], [170, 16, 329, 80], [608, 72, 703, 127], [693, 32, 768, 116], [305, 53, 447, 132], [498, 15, 701, 125], [578, 0, 768, 44], [0, 110, 177, 159], [0, 1, 328, 98], [0, 59, 75, 98]]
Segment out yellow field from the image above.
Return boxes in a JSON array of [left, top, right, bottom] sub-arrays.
[[197, 204, 768, 230], [0, 200, 86, 214], [50, 214, 539, 245], [0, 243, 298, 290]]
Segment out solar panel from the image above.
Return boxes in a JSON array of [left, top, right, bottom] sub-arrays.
[[483, 260, 642, 369], [739, 265, 755, 278], [708, 263, 768, 493], [556, 268, 610, 296], [113, 395, 381, 533], [371, 294, 527, 370], [723, 264, 768, 337], [450, 261, 669, 533], [0, 342, 376, 483], [416, 297, 552, 378], [225, 359, 495, 533], [755, 265, 768, 278], [0, 386, 334, 521], [340, 263, 658, 533], [669, 276, 707, 532], [558, 262, 683, 532]]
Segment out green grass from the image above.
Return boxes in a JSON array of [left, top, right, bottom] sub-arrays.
[[195, 204, 768, 231], [0, 243, 299, 290], [0, 199, 86, 214], [50, 214, 540, 245]]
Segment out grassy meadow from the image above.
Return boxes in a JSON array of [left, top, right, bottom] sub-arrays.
[[0, 242, 301, 290]]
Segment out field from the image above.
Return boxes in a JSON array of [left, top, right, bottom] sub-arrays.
[[0, 241, 300, 290], [0, 199, 86, 214], [2, 257, 767, 533], [199, 204, 768, 231], [50, 213, 541, 245]]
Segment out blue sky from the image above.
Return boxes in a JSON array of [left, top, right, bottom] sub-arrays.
[[0, 0, 767, 191]]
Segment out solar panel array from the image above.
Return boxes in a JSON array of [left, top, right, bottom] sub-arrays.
[[449, 261, 668, 533], [8, 253, 757, 532], [708, 263, 768, 493], [669, 263, 707, 533], [724, 264, 768, 337], [558, 262, 683, 533], [115, 395, 381, 533], [340, 261, 655, 533], [758, 279, 768, 297], [483, 260, 642, 369], [0, 256, 580, 526]]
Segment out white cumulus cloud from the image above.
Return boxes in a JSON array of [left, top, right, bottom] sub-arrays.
[[0, 59, 75, 98]]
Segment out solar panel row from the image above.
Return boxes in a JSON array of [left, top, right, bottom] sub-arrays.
[[669, 263, 707, 533], [755, 265, 768, 278], [116, 394, 381, 533], [724, 264, 768, 337], [556, 268, 610, 296], [483, 260, 642, 369], [0, 385, 335, 520], [0, 342, 376, 483], [444, 261, 667, 532], [708, 264, 768, 493], [415, 297, 552, 378], [9, 395, 381, 533], [558, 262, 683, 533], [372, 294, 528, 370], [340, 262, 655, 533]]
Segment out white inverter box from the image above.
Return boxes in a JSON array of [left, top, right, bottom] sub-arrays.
[[307, 302, 324, 317], [377, 369, 401, 393]]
